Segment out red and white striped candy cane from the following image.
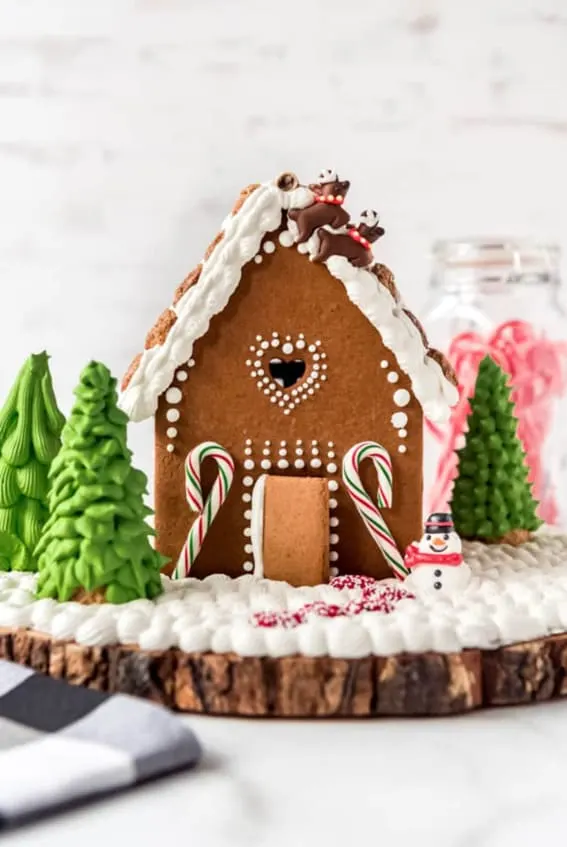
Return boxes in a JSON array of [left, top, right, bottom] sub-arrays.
[[342, 441, 409, 580], [173, 441, 235, 579]]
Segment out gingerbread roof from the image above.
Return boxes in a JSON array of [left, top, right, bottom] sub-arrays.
[[119, 173, 459, 423]]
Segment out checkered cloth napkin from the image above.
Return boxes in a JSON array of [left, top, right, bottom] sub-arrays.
[[0, 660, 201, 828]]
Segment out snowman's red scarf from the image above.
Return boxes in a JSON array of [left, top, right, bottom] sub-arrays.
[[404, 542, 463, 569]]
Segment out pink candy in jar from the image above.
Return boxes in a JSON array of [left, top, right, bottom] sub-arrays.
[[422, 239, 567, 527]]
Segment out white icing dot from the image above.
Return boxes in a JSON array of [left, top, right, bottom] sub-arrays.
[[330, 567, 339, 577], [263, 389, 270, 395], [280, 440, 286, 446], [330, 552, 339, 562], [243, 528, 251, 537], [243, 561, 254, 572], [296, 339, 306, 349], [320, 375, 327, 381], [330, 534, 339, 545], [262, 448, 270, 456], [256, 335, 262, 341], [327, 451, 335, 459], [272, 338, 280, 348], [279, 230, 295, 247], [242, 493, 251, 502], [254, 255, 263, 264], [387, 372, 399, 384], [398, 445, 407, 454], [391, 412, 408, 428], [307, 388, 314, 395], [176, 370, 188, 382], [380, 360, 389, 368], [244, 544, 253, 554], [313, 353, 320, 361], [245, 438, 252, 445], [329, 498, 338, 509], [187, 358, 195, 367], [166, 409, 180, 422], [256, 381, 263, 389], [308, 344, 316, 353], [166, 444, 174, 453], [243, 459, 255, 470], [398, 429, 407, 438], [328, 441, 334, 447], [296, 439, 302, 445], [166, 427, 177, 438], [311, 440, 318, 445], [328, 480, 339, 492], [282, 342, 294, 355], [265, 440, 271, 445], [277, 459, 289, 469], [276, 390, 283, 397], [272, 332, 278, 337], [166, 387, 182, 404], [261, 459, 272, 470], [326, 463, 338, 474], [251, 371, 257, 378], [263, 240, 275, 254], [279, 448, 287, 456], [261, 341, 269, 349], [243, 476, 254, 487], [310, 458, 322, 469], [283, 409, 291, 415], [245, 360, 252, 367], [294, 459, 305, 469], [296, 448, 303, 456], [244, 510, 252, 520], [330, 517, 339, 528], [393, 388, 411, 407]]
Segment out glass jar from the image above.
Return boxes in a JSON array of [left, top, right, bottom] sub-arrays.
[[422, 238, 567, 528]]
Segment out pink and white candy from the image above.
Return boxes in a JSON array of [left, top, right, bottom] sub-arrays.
[[174, 441, 235, 579], [342, 441, 409, 580]]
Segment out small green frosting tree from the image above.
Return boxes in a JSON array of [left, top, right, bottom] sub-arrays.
[[451, 355, 542, 545], [35, 361, 165, 603], [0, 353, 65, 571]]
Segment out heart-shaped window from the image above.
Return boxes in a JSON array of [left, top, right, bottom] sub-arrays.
[[268, 358, 306, 388], [246, 333, 328, 415]]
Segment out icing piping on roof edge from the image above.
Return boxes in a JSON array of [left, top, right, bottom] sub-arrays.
[[118, 177, 459, 423]]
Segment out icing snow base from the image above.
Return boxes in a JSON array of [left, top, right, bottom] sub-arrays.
[[2, 536, 567, 658]]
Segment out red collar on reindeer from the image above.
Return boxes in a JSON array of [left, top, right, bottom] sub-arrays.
[[404, 542, 463, 569], [314, 194, 345, 205], [348, 228, 371, 250]]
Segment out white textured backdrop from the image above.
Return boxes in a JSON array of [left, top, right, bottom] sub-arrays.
[[1, 0, 567, 472]]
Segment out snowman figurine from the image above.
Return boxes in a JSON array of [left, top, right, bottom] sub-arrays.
[[404, 513, 471, 596]]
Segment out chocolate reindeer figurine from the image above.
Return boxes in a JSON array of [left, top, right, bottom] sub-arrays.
[[288, 168, 351, 244], [315, 209, 385, 268]]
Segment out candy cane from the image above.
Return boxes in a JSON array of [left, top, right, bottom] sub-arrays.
[[342, 441, 409, 580], [173, 441, 235, 579]]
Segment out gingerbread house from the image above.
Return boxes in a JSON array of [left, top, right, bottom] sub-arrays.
[[119, 170, 459, 584]]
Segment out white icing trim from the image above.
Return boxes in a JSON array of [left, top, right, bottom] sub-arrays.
[[250, 474, 267, 578], [1, 535, 567, 657], [119, 179, 457, 423]]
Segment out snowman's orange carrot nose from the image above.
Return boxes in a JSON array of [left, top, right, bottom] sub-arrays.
[[432, 537, 446, 547]]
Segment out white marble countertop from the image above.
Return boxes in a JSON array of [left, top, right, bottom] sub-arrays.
[[4, 703, 567, 846]]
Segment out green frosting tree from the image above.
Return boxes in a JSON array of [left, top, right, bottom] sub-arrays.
[[35, 361, 165, 603], [0, 353, 65, 572], [451, 355, 542, 545]]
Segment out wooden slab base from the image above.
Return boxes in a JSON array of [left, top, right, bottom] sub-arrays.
[[3, 626, 567, 717]]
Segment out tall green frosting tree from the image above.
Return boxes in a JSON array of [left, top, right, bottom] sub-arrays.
[[35, 361, 165, 603], [0, 353, 64, 572], [451, 355, 542, 545]]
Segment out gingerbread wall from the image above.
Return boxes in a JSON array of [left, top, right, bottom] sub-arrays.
[[155, 233, 423, 581]]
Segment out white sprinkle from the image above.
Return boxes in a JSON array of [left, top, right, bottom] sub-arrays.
[[330, 517, 339, 528], [243, 476, 254, 487], [296, 339, 306, 349], [326, 463, 338, 474], [254, 255, 262, 264], [166, 444, 174, 453], [328, 480, 339, 492], [261, 459, 272, 470], [330, 567, 339, 576], [271, 337, 280, 347], [277, 459, 289, 469], [176, 370, 188, 382], [398, 445, 407, 454], [166, 427, 177, 438], [245, 438, 252, 445], [329, 498, 338, 509], [244, 544, 253, 554], [263, 240, 275, 254], [244, 528, 252, 537], [279, 230, 295, 247], [387, 372, 399, 384], [243, 561, 254, 572], [398, 429, 407, 438], [294, 459, 305, 469], [166, 387, 182, 404], [393, 388, 411, 407], [242, 493, 251, 502], [392, 412, 408, 429], [380, 360, 389, 368], [310, 458, 322, 469], [330, 534, 339, 545], [166, 409, 180, 422], [187, 358, 195, 367], [282, 342, 294, 355], [330, 552, 339, 562], [244, 510, 252, 520], [244, 459, 255, 470]]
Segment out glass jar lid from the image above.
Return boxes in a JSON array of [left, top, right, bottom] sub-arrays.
[[432, 238, 561, 291]]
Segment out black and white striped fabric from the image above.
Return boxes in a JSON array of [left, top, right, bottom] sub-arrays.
[[0, 660, 201, 828]]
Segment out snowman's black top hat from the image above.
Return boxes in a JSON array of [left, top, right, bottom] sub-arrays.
[[425, 512, 454, 534]]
